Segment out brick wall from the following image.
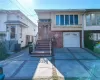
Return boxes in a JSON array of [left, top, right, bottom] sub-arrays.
[[50, 31, 63, 48]]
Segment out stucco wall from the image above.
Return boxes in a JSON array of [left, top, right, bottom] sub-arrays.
[[0, 13, 7, 31], [7, 13, 18, 21]]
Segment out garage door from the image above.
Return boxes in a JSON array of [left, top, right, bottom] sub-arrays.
[[63, 32, 80, 47]]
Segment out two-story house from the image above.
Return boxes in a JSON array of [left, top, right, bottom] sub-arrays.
[[0, 10, 37, 51], [35, 9, 85, 48], [35, 9, 100, 48]]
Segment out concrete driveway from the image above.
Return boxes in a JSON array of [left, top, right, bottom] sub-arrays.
[[0, 48, 100, 80]]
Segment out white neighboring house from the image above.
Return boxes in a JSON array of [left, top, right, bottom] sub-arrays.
[[0, 10, 37, 50]]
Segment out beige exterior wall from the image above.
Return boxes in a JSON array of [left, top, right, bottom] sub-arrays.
[[38, 11, 83, 31], [38, 12, 51, 19]]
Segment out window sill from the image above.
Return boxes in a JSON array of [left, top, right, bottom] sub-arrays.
[[86, 25, 100, 26], [55, 24, 82, 27]]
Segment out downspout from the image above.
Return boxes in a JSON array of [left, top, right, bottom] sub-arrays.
[[82, 11, 86, 48]]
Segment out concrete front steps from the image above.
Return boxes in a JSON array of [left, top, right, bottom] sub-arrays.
[[31, 40, 52, 56]]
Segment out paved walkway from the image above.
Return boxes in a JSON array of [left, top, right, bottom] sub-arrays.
[[0, 48, 100, 80]]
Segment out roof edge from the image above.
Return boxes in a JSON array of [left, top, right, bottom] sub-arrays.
[[35, 9, 100, 13]]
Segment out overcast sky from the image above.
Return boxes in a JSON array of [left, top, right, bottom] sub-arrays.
[[0, 0, 100, 24]]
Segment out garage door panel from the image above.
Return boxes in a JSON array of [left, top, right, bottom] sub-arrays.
[[63, 32, 80, 47]]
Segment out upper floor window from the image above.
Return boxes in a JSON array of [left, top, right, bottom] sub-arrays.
[[60, 15, 64, 25], [97, 14, 100, 25], [70, 15, 74, 25], [56, 15, 60, 25], [86, 14, 91, 26], [65, 15, 69, 25], [86, 13, 100, 26], [56, 15, 78, 26], [74, 15, 78, 25]]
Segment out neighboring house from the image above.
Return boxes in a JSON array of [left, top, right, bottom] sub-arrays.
[[35, 9, 100, 48], [84, 9, 100, 42], [0, 10, 37, 51]]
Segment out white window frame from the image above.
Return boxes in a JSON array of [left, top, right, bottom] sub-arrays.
[[93, 33, 100, 41], [56, 14, 78, 26], [64, 14, 65, 25], [69, 15, 70, 25], [73, 15, 75, 25], [65, 15, 70, 25]]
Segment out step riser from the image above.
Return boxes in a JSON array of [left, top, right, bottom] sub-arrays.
[[36, 49, 50, 51], [36, 47, 50, 48], [37, 45, 50, 46], [38, 41, 49, 43], [32, 53, 50, 54], [37, 43, 50, 45], [37, 46, 50, 48], [36, 48, 50, 50], [38, 44, 49, 45], [37, 42, 49, 44], [37, 40, 50, 42]]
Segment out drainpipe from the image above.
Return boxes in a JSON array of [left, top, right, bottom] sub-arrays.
[[82, 13, 85, 48]]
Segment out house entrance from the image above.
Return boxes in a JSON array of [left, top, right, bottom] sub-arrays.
[[43, 25, 50, 39]]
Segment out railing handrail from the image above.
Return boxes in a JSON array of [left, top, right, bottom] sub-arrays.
[[49, 39, 52, 55], [34, 32, 38, 45]]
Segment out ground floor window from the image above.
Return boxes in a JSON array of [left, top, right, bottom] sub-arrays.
[[93, 33, 100, 41]]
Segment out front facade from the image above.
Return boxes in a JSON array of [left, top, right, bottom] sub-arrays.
[[35, 9, 100, 48], [0, 10, 37, 51]]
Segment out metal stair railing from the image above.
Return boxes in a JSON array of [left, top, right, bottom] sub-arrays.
[[49, 39, 52, 55], [34, 33, 38, 45]]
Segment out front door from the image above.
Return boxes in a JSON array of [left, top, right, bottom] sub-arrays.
[[43, 26, 49, 39], [38, 25, 50, 40]]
